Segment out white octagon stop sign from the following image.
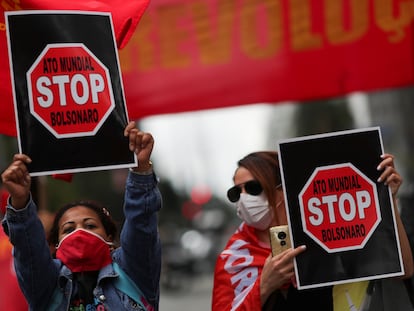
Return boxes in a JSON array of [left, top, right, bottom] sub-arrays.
[[298, 163, 381, 253], [27, 43, 115, 138]]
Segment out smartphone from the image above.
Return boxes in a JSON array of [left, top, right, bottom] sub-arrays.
[[269, 225, 292, 256]]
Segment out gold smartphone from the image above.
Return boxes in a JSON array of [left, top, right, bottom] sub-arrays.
[[269, 225, 292, 256]]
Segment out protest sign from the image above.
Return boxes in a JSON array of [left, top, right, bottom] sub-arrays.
[[278, 127, 404, 289], [6, 11, 135, 176]]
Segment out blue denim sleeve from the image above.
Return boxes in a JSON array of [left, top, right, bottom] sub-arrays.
[[113, 171, 162, 310], [2, 198, 59, 310]]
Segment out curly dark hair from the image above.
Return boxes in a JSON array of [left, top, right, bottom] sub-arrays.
[[48, 200, 118, 249]]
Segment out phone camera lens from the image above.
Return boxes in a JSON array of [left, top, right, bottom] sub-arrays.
[[278, 231, 286, 240]]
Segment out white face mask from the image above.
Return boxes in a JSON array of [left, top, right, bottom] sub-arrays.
[[236, 192, 273, 230]]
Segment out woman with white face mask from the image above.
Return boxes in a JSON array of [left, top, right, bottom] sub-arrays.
[[212, 151, 413, 311]]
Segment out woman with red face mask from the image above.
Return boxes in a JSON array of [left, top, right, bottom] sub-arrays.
[[1, 122, 161, 311]]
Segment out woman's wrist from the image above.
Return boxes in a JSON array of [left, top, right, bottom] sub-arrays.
[[10, 195, 30, 210], [131, 160, 153, 175]]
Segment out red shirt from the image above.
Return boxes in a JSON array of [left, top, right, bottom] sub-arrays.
[[212, 223, 269, 310]]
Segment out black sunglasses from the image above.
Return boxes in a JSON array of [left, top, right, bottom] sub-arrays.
[[227, 180, 263, 203]]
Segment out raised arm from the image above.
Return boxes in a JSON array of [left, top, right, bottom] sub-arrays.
[[117, 121, 162, 309], [1, 154, 59, 310], [377, 153, 414, 278]]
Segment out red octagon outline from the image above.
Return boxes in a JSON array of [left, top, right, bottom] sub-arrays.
[[26, 43, 115, 138], [298, 163, 381, 253]]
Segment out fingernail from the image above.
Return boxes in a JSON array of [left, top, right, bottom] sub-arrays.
[[377, 165, 381, 170], [377, 177, 382, 182]]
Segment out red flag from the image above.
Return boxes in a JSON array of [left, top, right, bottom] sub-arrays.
[[0, 0, 150, 137], [18, 0, 150, 49], [3, 0, 414, 136], [118, 0, 414, 120]]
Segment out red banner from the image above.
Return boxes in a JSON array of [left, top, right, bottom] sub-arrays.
[[0, 0, 149, 136], [2, 1, 414, 136], [119, 0, 414, 120]]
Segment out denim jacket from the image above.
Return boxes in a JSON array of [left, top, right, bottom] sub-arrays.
[[2, 171, 162, 311]]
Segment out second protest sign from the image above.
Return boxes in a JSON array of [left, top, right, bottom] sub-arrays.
[[278, 127, 404, 289]]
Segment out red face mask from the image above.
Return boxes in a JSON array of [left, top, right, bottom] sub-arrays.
[[56, 229, 113, 272]]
